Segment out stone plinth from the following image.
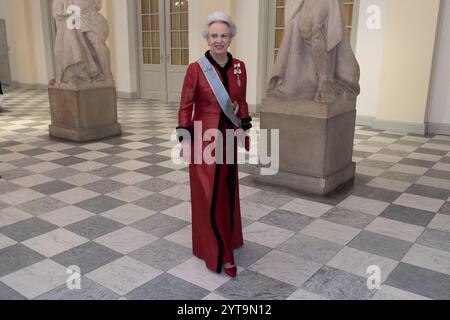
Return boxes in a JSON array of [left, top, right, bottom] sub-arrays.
[[48, 86, 121, 142], [253, 95, 357, 196]]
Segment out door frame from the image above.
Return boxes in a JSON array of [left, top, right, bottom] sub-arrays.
[[0, 19, 12, 85], [129, 0, 142, 99], [264, 0, 282, 89], [137, 0, 169, 101], [135, 0, 189, 102], [350, 0, 360, 50], [42, 0, 56, 82], [164, 1, 189, 102]]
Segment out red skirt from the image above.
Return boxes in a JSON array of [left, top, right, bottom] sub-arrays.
[[189, 114, 244, 273]]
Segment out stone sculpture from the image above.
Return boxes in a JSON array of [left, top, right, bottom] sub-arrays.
[[48, 0, 121, 142], [51, 0, 113, 88], [256, 0, 360, 195], [267, 0, 360, 103]]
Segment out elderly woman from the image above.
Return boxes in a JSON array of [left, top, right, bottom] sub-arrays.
[[176, 12, 252, 277]]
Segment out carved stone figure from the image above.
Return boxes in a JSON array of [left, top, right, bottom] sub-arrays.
[[267, 0, 360, 103], [51, 0, 113, 88]]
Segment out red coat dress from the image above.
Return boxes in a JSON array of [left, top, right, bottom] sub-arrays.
[[176, 51, 252, 273]]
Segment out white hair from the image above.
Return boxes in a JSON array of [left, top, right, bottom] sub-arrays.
[[201, 11, 237, 39]]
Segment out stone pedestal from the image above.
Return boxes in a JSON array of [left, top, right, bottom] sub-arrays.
[[48, 86, 121, 142], [253, 95, 357, 196]]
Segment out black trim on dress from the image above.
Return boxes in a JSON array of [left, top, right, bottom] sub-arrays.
[[241, 116, 253, 130], [205, 50, 237, 272], [176, 126, 194, 143]]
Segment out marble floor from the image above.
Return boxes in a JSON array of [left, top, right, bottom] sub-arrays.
[[0, 87, 449, 300]]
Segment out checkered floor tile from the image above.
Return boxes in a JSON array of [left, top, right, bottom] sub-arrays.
[[0, 87, 450, 300]]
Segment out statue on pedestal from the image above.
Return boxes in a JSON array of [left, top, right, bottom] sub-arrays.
[[48, 0, 121, 142], [267, 0, 360, 103], [51, 0, 113, 89], [257, 0, 360, 195]]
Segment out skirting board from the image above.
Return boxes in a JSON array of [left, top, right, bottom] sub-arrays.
[[251, 104, 261, 114], [355, 115, 374, 127], [356, 115, 426, 135], [427, 122, 450, 136], [10, 82, 48, 90], [117, 91, 139, 99], [10, 83, 139, 100]]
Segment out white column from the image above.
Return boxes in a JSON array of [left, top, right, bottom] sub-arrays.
[[234, 0, 264, 111], [354, 0, 387, 123], [111, 0, 139, 97], [189, 0, 203, 62], [427, 0, 450, 133]]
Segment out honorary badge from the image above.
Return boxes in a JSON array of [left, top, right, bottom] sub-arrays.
[[234, 63, 242, 87]]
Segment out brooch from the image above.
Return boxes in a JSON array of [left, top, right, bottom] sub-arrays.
[[234, 63, 242, 87]]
